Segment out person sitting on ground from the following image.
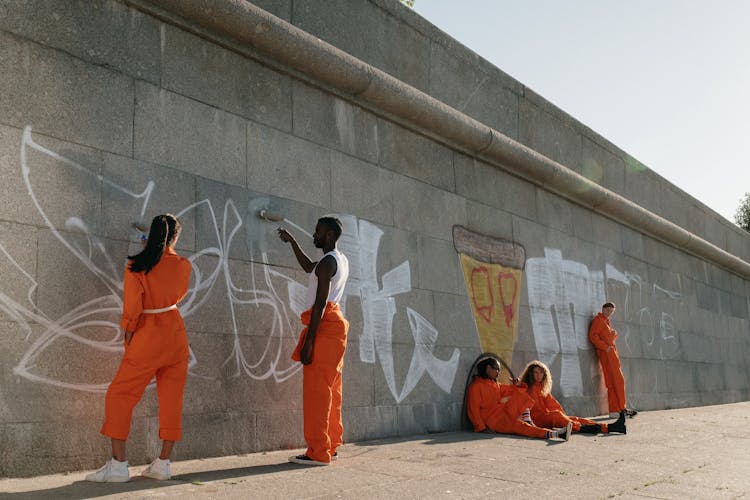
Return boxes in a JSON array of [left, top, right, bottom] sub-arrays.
[[519, 360, 626, 435], [466, 357, 572, 442]]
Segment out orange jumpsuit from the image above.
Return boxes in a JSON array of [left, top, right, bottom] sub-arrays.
[[101, 248, 192, 441], [466, 378, 553, 439], [528, 382, 607, 433], [292, 302, 348, 463], [589, 312, 626, 413]]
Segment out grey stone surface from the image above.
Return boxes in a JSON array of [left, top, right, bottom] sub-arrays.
[[247, 119, 332, 208], [343, 404, 398, 442], [292, 0, 430, 92], [134, 82, 247, 186], [377, 119, 454, 191], [454, 154, 537, 220], [162, 24, 292, 131], [330, 150, 395, 227], [0, 0, 161, 83], [429, 40, 519, 139], [102, 153, 198, 248], [292, 81, 378, 164], [581, 135, 626, 195], [623, 159, 663, 216], [416, 235, 463, 295], [535, 189, 576, 236], [249, 0, 292, 21], [1, 0, 750, 480], [0, 30, 134, 156], [518, 98, 582, 173], [432, 292, 481, 349], [393, 174, 467, 242], [464, 199, 514, 243], [0, 222, 38, 323]]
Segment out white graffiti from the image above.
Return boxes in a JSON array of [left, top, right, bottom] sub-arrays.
[[526, 248, 682, 397], [3, 126, 458, 402], [337, 216, 460, 402]]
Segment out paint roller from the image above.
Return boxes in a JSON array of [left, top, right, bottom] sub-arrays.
[[258, 209, 284, 222]]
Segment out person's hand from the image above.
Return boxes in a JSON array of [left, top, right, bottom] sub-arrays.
[[124, 330, 135, 345], [300, 339, 314, 365], [277, 227, 293, 243], [510, 376, 521, 386], [606, 345, 613, 352]]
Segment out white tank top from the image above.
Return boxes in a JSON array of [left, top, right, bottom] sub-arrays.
[[304, 249, 349, 308]]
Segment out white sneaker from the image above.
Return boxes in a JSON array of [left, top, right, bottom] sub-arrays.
[[142, 457, 171, 480], [85, 459, 130, 482]]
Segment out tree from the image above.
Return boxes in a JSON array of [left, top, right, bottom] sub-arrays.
[[400, 0, 415, 7], [735, 192, 750, 232]]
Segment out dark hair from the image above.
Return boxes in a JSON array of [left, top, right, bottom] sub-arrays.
[[318, 217, 343, 241], [128, 214, 182, 274], [476, 358, 500, 380], [603, 302, 616, 309]]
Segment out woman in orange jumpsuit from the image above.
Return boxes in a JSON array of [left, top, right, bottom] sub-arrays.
[[87, 214, 192, 483], [466, 358, 572, 442], [519, 360, 625, 435]]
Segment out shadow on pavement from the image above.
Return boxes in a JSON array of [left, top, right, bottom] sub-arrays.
[[0, 462, 299, 500]]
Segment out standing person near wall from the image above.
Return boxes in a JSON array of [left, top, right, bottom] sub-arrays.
[[86, 214, 192, 483], [466, 358, 572, 442], [519, 360, 626, 435], [589, 302, 637, 419], [278, 217, 350, 466]]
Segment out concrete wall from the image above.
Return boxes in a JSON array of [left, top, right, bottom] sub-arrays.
[[0, 0, 748, 477]]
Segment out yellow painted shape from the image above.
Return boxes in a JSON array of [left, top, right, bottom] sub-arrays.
[[459, 253, 523, 368]]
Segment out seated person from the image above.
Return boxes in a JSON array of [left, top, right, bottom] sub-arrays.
[[519, 360, 626, 435], [466, 357, 572, 442]]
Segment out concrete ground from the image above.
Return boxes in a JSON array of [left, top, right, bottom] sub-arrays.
[[1, 402, 749, 499]]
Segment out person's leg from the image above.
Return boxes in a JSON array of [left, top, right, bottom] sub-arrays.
[[154, 358, 189, 446], [603, 352, 626, 413], [101, 358, 157, 444], [301, 361, 336, 463], [327, 368, 344, 457], [599, 353, 625, 413], [537, 411, 576, 431], [111, 439, 127, 462]]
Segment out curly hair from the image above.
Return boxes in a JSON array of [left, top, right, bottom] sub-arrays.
[[519, 360, 552, 396]]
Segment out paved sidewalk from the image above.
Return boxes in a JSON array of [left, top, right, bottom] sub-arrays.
[[1, 402, 749, 499]]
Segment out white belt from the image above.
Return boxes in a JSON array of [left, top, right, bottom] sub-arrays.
[[142, 304, 178, 314]]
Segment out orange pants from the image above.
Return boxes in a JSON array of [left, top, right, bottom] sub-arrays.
[[485, 389, 552, 439], [101, 312, 189, 441], [293, 303, 348, 463], [533, 411, 607, 433], [596, 348, 626, 413]]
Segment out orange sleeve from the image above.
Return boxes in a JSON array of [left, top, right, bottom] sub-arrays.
[[588, 315, 610, 350], [120, 268, 144, 332], [467, 381, 487, 432]]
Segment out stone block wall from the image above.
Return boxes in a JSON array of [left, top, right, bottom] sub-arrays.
[[0, 0, 748, 477]]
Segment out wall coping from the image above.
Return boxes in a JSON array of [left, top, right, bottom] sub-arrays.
[[125, 0, 750, 279]]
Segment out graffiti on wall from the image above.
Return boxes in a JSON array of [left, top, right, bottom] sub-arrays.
[[526, 248, 682, 397], [453, 226, 525, 373], [2, 126, 459, 402]]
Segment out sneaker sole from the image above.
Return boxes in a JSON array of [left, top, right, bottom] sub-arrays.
[[142, 471, 170, 480], [564, 422, 573, 442], [85, 475, 130, 483], [288, 456, 330, 466]]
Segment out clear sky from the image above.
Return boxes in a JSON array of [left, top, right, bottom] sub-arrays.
[[412, 1, 750, 224]]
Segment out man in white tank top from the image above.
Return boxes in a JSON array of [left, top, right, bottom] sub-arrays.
[[278, 217, 350, 466]]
